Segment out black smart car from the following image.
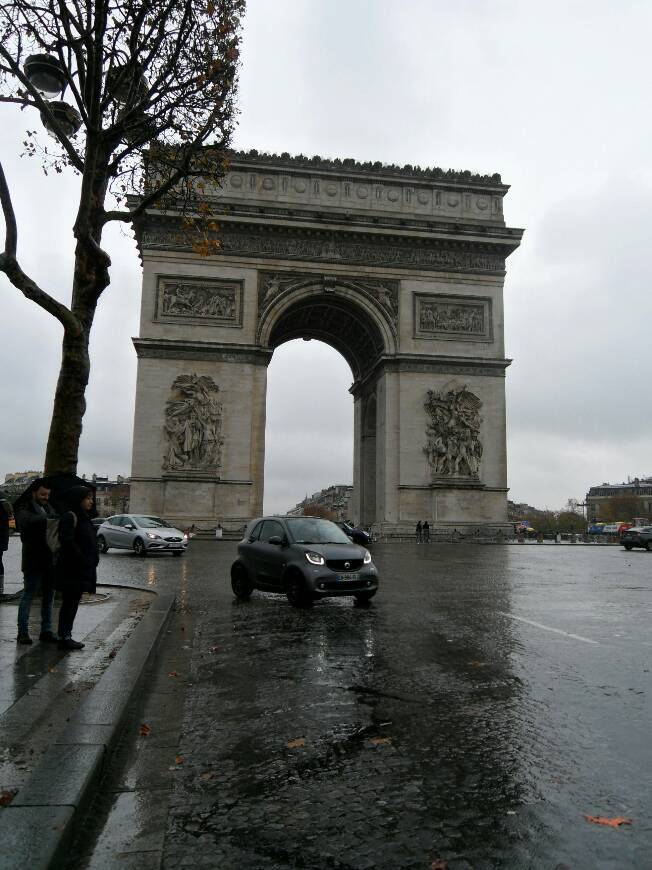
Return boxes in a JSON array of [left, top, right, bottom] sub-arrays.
[[231, 515, 379, 607]]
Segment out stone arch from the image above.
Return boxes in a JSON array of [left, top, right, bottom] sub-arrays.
[[257, 278, 397, 382]]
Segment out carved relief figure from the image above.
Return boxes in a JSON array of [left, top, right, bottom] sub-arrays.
[[420, 301, 484, 334], [161, 281, 236, 320], [162, 374, 224, 472], [424, 382, 483, 479]]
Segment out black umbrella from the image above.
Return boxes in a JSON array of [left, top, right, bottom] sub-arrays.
[[13, 473, 97, 518]]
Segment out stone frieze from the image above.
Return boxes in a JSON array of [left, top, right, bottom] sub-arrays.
[[140, 224, 506, 274], [424, 381, 483, 481]]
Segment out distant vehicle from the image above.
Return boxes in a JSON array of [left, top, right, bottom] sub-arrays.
[[231, 515, 379, 607], [587, 523, 606, 535], [335, 520, 371, 546], [96, 514, 188, 556], [91, 517, 104, 528], [601, 523, 622, 534], [621, 526, 652, 551]]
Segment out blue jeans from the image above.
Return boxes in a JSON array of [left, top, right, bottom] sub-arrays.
[[17, 571, 54, 635]]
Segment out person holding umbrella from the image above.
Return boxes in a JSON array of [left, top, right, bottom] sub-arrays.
[[54, 485, 99, 650], [15, 479, 59, 645]]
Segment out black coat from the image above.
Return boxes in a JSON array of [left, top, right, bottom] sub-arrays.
[[16, 499, 57, 575], [0, 494, 10, 552], [54, 509, 98, 594]]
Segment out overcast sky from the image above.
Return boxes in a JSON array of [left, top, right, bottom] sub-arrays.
[[2, 1, 651, 514]]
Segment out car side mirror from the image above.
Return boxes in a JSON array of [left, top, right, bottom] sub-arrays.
[[268, 535, 283, 546]]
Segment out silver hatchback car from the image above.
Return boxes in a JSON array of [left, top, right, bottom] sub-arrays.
[[97, 514, 188, 556]]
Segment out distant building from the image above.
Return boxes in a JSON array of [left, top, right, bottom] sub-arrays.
[[507, 500, 545, 521], [81, 474, 130, 516], [287, 485, 353, 521], [586, 477, 652, 521], [3, 471, 41, 497]]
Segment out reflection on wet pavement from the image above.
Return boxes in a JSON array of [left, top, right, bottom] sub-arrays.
[[69, 541, 651, 868]]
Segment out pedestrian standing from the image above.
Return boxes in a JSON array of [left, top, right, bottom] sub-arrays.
[[15, 480, 58, 645], [0, 489, 12, 588], [55, 486, 99, 651], [415, 521, 422, 543], [423, 520, 430, 543]]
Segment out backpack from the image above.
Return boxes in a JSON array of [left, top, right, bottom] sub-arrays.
[[46, 512, 77, 555]]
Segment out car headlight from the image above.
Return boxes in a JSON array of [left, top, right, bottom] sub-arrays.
[[363, 549, 372, 564], [146, 532, 161, 540], [305, 551, 325, 566]]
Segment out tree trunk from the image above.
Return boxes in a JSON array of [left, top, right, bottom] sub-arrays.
[[43, 326, 91, 474], [43, 145, 111, 476]]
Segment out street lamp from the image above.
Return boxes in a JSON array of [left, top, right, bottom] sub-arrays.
[[23, 54, 67, 98], [23, 52, 82, 138]]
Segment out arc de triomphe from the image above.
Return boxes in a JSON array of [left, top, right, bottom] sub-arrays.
[[129, 151, 522, 536]]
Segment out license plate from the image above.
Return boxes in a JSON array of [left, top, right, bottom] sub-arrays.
[[337, 573, 358, 581]]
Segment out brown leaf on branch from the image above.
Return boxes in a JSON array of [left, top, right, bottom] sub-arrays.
[[199, 771, 218, 781], [468, 661, 486, 667], [138, 723, 152, 737], [175, 755, 184, 765], [168, 671, 180, 677], [584, 814, 633, 827], [431, 861, 448, 870]]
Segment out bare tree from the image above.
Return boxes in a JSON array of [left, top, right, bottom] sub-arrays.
[[0, 0, 244, 473]]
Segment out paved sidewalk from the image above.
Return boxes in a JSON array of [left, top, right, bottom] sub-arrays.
[[0, 536, 176, 869]]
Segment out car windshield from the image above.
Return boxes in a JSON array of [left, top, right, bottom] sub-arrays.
[[132, 516, 169, 529], [286, 518, 352, 545]]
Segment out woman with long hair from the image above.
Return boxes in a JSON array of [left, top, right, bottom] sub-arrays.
[[55, 485, 98, 651]]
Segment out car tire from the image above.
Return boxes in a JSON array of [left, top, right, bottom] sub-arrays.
[[646, 541, 652, 552], [231, 564, 253, 599], [133, 538, 147, 557], [286, 572, 313, 608], [354, 590, 377, 604], [624, 543, 633, 550], [97, 535, 109, 554]]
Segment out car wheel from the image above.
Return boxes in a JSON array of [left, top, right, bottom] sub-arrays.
[[231, 564, 253, 599], [354, 590, 377, 605], [97, 535, 109, 554], [133, 538, 147, 557], [624, 543, 633, 550], [646, 541, 652, 551], [286, 572, 313, 608]]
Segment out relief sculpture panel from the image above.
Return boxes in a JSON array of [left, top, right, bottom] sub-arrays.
[[415, 294, 492, 342], [424, 382, 483, 481], [156, 277, 243, 327], [162, 374, 224, 473]]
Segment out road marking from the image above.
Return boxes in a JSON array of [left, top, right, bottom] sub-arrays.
[[499, 613, 599, 644]]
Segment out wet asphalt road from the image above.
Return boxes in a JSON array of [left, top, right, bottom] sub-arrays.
[[78, 541, 651, 869]]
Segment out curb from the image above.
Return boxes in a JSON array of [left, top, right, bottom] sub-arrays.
[[0, 589, 176, 869]]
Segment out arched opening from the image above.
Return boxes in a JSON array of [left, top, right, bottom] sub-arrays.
[[261, 288, 390, 522], [264, 339, 353, 515]]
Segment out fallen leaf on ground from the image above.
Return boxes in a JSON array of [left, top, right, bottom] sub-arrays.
[[370, 736, 392, 746], [286, 737, 306, 749], [168, 671, 180, 677], [0, 790, 17, 807], [199, 771, 218, 781], [138, 723, 152, 737], [584, 815, 632, 827], [175, 755, 184, 765]]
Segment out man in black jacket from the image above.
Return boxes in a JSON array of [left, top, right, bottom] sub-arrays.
[[0, 489, 12, 588], [15, 480, 58, 645]]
